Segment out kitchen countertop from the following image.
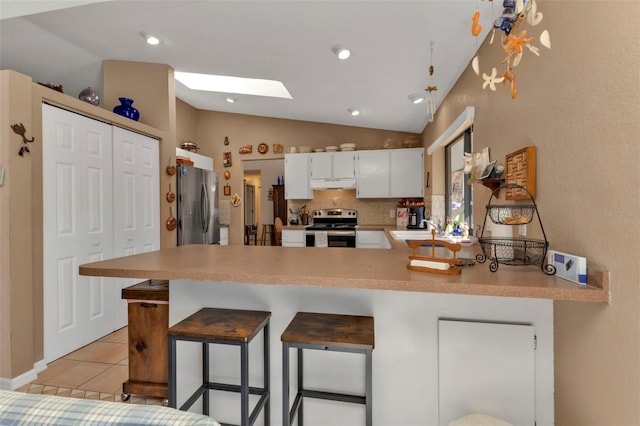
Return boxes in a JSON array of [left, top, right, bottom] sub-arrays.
[[80, 228, 609, 303]]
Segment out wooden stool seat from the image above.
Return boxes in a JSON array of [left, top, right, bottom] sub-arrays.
[[168, 307, 271, 426], [281, 312, 374, 350], [168, 308, 270, 342], [281, 312, 374, 426]]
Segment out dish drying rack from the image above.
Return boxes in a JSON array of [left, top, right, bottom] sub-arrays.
[[476, 183, 556, 275], [407, 229, 462, 275]]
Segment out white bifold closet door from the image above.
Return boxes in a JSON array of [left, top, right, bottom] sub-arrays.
[[111, 126, 160, 329], [43, 104, 115, 362], [43, 104, 159, 362]]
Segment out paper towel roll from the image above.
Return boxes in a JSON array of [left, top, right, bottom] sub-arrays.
[[410, 259, 450, 270]]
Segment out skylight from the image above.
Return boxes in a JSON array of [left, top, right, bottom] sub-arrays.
[[175, 71, 292, 99]]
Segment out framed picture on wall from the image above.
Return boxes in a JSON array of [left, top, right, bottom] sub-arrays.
[[223, 151, 232, 167], [224, 184, 231, 196]]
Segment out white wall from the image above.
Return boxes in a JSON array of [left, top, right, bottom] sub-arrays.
[[170, 281, 554, 426]]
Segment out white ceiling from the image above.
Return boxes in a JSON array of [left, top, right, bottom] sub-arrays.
[[0, 0, 502, 133]]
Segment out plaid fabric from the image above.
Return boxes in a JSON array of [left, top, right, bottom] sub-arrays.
[[0, 390, 220, 426]]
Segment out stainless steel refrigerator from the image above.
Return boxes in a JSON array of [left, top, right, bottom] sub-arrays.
[[176, 164, 220, 245]]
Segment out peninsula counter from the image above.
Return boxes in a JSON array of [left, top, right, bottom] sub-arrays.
[[78, 241, 607, 425]]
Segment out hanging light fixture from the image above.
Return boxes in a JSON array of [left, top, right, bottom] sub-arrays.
[[424, 42, 438, 123]]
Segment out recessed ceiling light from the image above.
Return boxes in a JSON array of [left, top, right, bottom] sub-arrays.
[[141, 32, 161, 45], [226, 97, 236, 103], [348, 108, 360, 116], [332, 45, 351, 60], [408, 94, 426, 104], [175, 71, 292, 99]]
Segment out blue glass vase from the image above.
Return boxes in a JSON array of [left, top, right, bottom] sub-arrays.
[[113, 97, 139, 121]]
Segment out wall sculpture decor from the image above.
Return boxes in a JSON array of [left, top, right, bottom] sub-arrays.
[[471, 0, 551, 99], [223, 136, 233, 167], [11, 123, 35, 156]]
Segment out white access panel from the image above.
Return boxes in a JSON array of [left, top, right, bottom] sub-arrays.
[[438, 320, 535, 425]]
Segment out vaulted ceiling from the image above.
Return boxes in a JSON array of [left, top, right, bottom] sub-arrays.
[[0, 1, 502, 133]]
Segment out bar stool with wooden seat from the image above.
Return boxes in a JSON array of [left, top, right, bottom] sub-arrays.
[[168, 307, 271, 426], [245, 225, 258, 245], [260, 224, 274, 246], [281, 312, 374, 426]]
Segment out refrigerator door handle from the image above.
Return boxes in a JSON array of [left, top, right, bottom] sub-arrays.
[[201, 182, 210, 234]]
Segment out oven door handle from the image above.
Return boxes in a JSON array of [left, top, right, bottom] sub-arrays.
[[326, 231, 356, 237]]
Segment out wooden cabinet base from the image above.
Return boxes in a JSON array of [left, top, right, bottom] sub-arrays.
[[122, 280, 169, 400], [123, 380, 168, 399]]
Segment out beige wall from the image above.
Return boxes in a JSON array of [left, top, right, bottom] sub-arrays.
[[176, 98, 199, 145], [422, 2, 640, 423], [0, 71, 35, 379]]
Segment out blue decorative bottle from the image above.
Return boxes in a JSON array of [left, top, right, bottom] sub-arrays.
[[113, 97, 140, 121]]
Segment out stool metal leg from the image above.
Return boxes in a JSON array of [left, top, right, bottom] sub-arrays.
[[241, 341, 249, 426], [365, 350, 372, 426], [297, 348, 303, 426], [264, 323, 271, 426], [282, 342, 290, 426], [168, 336, 177, 408], [202, 342, 210, 416]]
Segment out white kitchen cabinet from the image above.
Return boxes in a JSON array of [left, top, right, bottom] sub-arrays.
[[356, 148, 424, 198], [356, 150, 390, 198], [390, 148, 424, 197], [284, 153, 312, 199], [42, 104, 159, 361], [356, 230, 391, 249], [220, 227, 229, 245], [310, 152, 356, 179], [282, 229, 305, 247]]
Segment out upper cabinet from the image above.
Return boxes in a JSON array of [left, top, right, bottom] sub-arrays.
[[356, 148, 424, 198], [389, 148, 424, 198], [309, 152, 356, 189], [356, 150, 390, 198], [284, 153, 312, 199], [285, 148, 424, 199]]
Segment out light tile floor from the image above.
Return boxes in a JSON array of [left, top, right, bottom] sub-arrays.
[[17, 327, 163, 405]]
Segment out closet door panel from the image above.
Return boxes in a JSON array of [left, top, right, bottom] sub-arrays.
[[43, 104, 114, 362], [112, 127, 160, 328]]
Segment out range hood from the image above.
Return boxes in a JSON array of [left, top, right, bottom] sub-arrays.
[[309, 177, 357, 190]]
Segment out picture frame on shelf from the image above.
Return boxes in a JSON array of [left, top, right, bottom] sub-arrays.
[[479, 160, 497, 179]]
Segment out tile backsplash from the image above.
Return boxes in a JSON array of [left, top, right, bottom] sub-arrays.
[[288, 190, 399, 225]]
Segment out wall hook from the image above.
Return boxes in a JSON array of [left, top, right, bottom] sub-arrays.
[[11, 123, 35, 144]]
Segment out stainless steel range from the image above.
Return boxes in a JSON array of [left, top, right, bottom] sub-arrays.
[[304, 208, 357, 247]]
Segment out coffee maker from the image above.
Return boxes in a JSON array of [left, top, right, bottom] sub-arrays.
[[406, 206, 426, 229]]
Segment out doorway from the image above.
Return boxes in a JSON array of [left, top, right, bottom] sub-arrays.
[[243, 159, 285, 244], [245, 183, 256, 226]]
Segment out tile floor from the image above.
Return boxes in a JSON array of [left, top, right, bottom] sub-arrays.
[[17, 327, 163, 405]]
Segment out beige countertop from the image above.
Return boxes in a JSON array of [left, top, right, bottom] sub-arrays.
[[80, 228, 609, 303]]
